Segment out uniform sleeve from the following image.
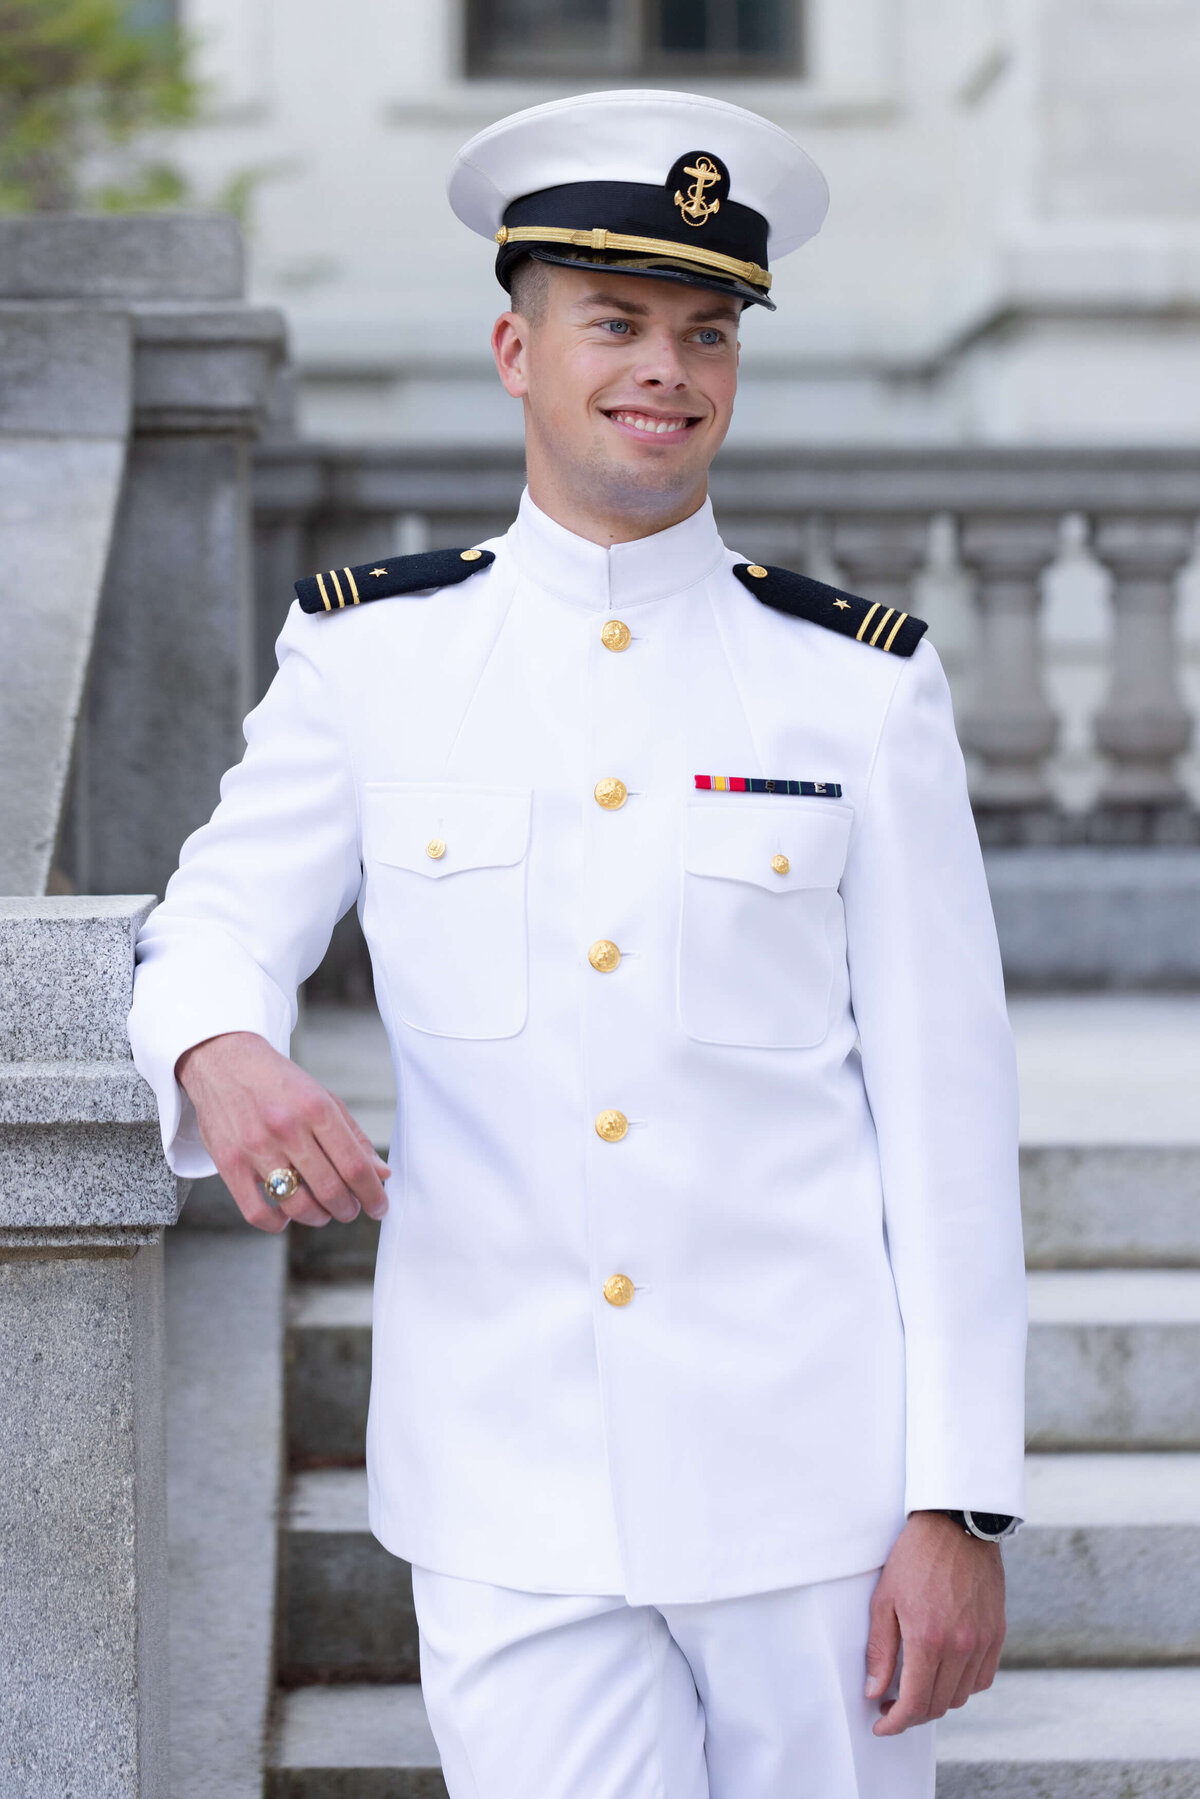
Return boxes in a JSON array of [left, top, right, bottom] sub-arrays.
[[127, 607, 362, 1178], [840, 639, 1027, 1521]]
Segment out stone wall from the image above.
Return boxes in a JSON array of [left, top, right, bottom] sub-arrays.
[[0, 213, 286, 904]]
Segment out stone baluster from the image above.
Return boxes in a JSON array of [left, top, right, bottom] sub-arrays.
[[957, 517, 1063, 837], [253, 462, 320, 707], [1090, 515, 1195, 837], [394, 510, 431, 556], [0, 896, 180, 1797], [830, 514, 931, 619]]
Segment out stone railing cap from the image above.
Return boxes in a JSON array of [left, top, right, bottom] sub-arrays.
[[0, 214, 243, 302], [0, 896, 155, 1063]]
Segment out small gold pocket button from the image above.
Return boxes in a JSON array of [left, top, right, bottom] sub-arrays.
[[594, 778, 628, 810], [426, 839, 447, 860], [771, 853, 790, 875]]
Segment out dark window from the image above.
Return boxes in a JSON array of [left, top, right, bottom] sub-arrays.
[[466, 0, 802, 78]]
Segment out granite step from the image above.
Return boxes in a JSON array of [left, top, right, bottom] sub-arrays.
[[289, 1210, 380, 1284], [287, 1273, 1200, 1466], [270, 1670, 1200, 1799], [935, 1667, 1200, 1797], [1006, 1454, 1200, 1663], [1026, 1271, 1200, 1449], [268, 1683, 444, 1799], [1020, 1145, 1200, 1269], [287, 1283, 373, 1465], [282, 1456, 1200, 1674], [281, 1469, 419, 1685]]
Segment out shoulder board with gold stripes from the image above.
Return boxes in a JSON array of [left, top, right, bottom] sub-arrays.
[[732, 562, 927, 658], [295, 547, 495, 615]]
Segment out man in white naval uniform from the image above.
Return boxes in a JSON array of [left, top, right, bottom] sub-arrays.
[[129, 91, 1027, 1799]]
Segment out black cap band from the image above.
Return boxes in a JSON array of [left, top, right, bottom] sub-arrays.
[[495, 177, 773, 307]]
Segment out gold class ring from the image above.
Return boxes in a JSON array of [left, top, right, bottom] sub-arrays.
[[263, 1166, 300, 1203]]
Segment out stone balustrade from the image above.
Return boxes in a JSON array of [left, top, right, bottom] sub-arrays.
[[253, 444, 1200, 845], [0, 213, 287, 903], [0, 896, 180, 1798]]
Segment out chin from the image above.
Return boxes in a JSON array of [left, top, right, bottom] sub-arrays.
[[598, 442, 707, 497], [596, 464, 702, 516]]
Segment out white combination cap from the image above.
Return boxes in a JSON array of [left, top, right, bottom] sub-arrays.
[[447, 88, 829, 311]]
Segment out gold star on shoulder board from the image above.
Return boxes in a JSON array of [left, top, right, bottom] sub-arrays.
[[834, 599, 851, 611], [369, 567, 388, 577]]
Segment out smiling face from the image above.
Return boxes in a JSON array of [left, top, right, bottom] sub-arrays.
[[491, 262, 743, 545]]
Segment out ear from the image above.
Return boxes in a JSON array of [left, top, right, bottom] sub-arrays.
[[492, 311, 531, 399]]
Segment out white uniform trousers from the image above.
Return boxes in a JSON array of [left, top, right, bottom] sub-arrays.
[[411, 1565, 936, 1799]]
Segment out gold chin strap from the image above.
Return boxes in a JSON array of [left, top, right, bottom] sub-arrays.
[[495, 224, 771, 293]]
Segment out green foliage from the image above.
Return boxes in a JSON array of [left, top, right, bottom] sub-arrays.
[[0, 0, 199, 212]]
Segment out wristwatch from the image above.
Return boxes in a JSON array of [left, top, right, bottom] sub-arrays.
[[937, 1509, 1020, 1542]]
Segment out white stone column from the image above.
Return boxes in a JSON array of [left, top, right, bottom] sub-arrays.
[[1091, 514, 1196, 833], [831, 514, 931, 616], [0, 896, 180, 1799], [958, 517, 1063, 836]]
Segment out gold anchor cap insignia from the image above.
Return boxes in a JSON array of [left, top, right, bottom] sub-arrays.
[[671, 151, 727, 229]]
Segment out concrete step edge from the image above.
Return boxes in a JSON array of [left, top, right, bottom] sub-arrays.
[[936, 1667, 1200, 1762], [288, 1457, 1200, 1533], [272, 1670, 1200, 1775], [288, 1273, 1200, 1332]]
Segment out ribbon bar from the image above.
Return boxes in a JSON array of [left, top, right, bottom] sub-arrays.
[[694, 776, 843, 797]]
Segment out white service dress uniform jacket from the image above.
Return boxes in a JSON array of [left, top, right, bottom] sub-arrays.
[[129, 491, 1027, 1606]]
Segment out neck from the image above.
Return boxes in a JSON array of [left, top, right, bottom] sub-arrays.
[[523, 438, 710, 548]]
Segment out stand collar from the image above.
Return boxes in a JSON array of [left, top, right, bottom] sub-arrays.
[[508, 487, 724, 613]]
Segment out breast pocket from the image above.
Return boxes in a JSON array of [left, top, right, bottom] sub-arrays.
[[362, 784, 531, 1039], [679, 801, 854, 1049]]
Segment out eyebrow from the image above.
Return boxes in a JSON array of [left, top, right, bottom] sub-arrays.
[[573, 291, 652, 316], [572, 291, 741, 325]]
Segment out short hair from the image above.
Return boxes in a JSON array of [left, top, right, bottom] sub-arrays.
[[507, 255, 553, 326]]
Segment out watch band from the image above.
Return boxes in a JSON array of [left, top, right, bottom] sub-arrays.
[[938, 1509, 1020, 1542]]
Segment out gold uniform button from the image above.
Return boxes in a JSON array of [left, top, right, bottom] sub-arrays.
[[603, 1273, 635, 1307], [771, 853, 790, 875], [746, 564, 769, 578], [426, 839, 447, 860], [460, 548, 483, 561], [595, 1109, 628, 1142], [594, 777, 628, 810], [601, 619, 632, 652], [589, 939, 621, 973]]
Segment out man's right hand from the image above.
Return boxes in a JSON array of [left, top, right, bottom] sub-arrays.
[[176, 1031, 391, 1233]]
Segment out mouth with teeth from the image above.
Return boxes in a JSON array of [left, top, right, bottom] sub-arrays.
[[605, 408, 701, 441]]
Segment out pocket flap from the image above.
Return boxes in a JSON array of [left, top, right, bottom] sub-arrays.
[[364, 784, 531, 878], [684, 800, 853, 892]]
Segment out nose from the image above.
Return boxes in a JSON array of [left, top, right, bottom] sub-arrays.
[[633, 326, 689, 391]]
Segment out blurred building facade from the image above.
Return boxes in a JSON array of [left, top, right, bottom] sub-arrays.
[[171, 0, 1200, 449]]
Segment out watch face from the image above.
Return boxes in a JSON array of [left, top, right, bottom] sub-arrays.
[[965, 1510, 1017, 1540]]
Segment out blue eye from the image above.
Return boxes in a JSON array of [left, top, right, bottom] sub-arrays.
[[695, 328, 723, 346], [603, 319, 632, 334]]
